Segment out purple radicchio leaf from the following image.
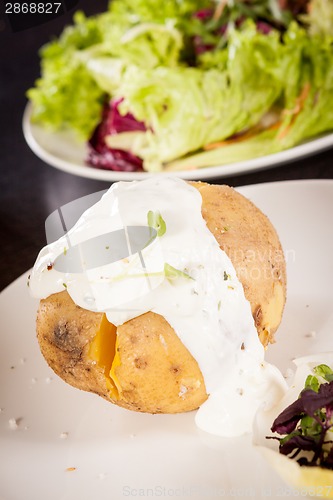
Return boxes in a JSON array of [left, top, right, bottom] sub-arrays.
[[87, 98, 146, 172], [271, 381, 333, 435], [279, 434, 318, 457], [106, 97, 146, 135], [193, 8, 213, 20], [271, 397, 305, 434], [302, 381, 333, 418], [323, 446, 333, 469]]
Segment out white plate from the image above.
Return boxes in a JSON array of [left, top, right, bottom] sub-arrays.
[[1, 180, 333, 500], [23, 103, 333, 182]]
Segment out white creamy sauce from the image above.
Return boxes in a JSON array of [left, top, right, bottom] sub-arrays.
[[30, 177, 286, 437]]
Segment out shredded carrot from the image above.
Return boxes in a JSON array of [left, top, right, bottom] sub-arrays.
[[268, 121, 282, 131], [204, 121, 281, 151], [204, 128, 259, 151], [283, 83, 311, 117], [278, 83, 311, 140], [277, 125, 291, 140], [204, 140, 229, 151], [213, 0, 227, 20]]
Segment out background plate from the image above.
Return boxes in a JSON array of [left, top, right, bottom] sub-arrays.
[[23, 103, 333, 182], [1, 180, 333, 500]]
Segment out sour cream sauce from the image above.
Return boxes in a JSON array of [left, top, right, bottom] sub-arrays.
[[30, 177, 286, 436]]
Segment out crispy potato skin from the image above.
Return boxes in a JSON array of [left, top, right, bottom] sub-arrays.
[[36, 183, 286, 414]]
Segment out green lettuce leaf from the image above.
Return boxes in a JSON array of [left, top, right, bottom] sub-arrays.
[[275, 23, 333, 149], [107, 0, 209, 25], [113, 24, 283, 171], [27, 0, 206, 138], [27, 11, 107, 139], [164, 129, 279, 171], [78, 0, 210, 68], [78, 21, 183, 75], [166, 24, 333, 172], [301, 0, 333, 41]]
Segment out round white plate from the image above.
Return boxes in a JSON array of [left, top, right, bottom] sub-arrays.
[[1, 180, 333, 500], [23, 103, 333, 182]]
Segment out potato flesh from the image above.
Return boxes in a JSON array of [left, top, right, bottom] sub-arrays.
[[88, 314, 119, 400]]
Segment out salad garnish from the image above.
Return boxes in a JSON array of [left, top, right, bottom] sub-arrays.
[[268, 364, 333, 469], [27, 0, 333, 173]]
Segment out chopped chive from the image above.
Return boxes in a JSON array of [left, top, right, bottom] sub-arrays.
[[147, 210, 166, 237], [164, 263, 193, 282]]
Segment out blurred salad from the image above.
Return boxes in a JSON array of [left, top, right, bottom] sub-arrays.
[[27, 0, 333, 173]]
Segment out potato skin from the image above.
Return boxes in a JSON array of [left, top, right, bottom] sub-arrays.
[[193, 182, 286, 346], [37, 292, 207, 413], [113, 312, 207, 413], [36, 183, 286, 414], [37, 291, 110, 400]]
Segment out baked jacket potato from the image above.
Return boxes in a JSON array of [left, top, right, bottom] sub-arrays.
[[36, 183, 286, 414]]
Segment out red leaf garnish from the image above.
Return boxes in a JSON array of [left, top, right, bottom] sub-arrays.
[[87, 99, 146, 172]]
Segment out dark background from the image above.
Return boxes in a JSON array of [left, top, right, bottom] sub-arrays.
[[0, 0, 332, 291]]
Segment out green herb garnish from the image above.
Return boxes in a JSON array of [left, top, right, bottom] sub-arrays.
[[304, 374, 320, 393], [147, 210, 166, 237], [164, 263, 193, 282], [314, 364, 333, 383]]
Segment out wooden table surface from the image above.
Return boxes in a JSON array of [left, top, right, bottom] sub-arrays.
[[1, 0, 333, 291]]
